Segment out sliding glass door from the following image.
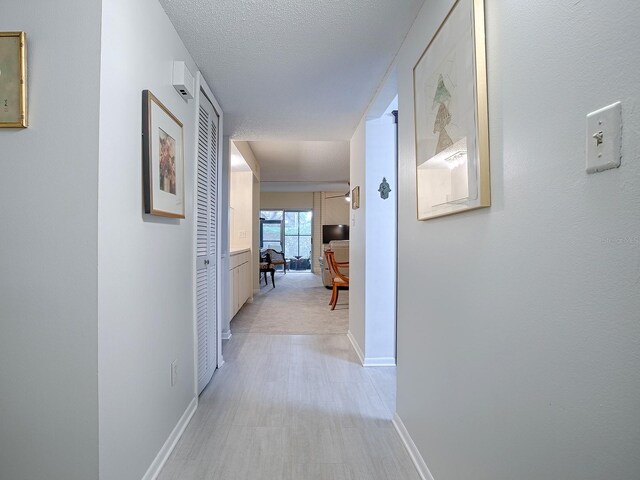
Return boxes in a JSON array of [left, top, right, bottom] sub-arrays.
[[284, 211, 312, 271]]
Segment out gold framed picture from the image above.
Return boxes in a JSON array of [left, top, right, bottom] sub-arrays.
[[0, 32, 27, 128], [351, 186, 360, 209], [413, 0, 490, 220], [142, 90, 185, 218]]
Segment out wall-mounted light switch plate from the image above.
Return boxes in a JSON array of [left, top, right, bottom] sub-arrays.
[[586, 101, 622, 174]]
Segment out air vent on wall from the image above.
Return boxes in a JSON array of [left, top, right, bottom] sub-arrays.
[[172, 61, 195, 100]]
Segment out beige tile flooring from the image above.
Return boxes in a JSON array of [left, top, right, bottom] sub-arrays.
[[158, 334, 418, 479]]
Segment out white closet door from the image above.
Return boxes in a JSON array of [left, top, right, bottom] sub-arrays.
[[196, 93, 219, 394]]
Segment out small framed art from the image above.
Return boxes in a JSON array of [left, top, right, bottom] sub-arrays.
[[0, 32, 27, 128], [142, 90, 185, 218], [351, 186, 360, 210], [413, 0, 490, 220]]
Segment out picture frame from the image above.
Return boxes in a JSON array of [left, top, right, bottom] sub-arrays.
[[0, 32, 27, 128], [142, 90, 185, 218], [413, 0, 490, 220], [351, 186, 360, 210]]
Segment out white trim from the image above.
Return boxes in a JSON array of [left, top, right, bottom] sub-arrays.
[[392, 413, 435, 480], [221, 329, 232, 340], [347, 330, 365, 366], [142, 397, 198, 480], [363, 356, 396, 367]]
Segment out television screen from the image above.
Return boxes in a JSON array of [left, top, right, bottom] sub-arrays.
[[322, 224, 349, 244]]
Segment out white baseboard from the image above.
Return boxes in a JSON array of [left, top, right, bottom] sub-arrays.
[[346, 331, 395, 367], [392, 413, 435, 480], [142, 396, 198, 480], [347, 330, 365, 366], [221, 328, 232, 340], [363, 356, 396, 367]]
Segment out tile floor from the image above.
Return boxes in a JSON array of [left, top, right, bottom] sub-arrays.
[[159, 278, 417, 479]]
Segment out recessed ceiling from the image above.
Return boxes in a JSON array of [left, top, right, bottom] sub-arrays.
[[159, 0, 424, 140], [249, 140, 349, 188]]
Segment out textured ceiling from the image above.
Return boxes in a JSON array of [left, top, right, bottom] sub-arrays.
[[159, 0, 424, 140]]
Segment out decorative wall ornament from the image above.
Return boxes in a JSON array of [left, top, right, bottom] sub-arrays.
[[413, 0, 490, 220], [142, 90, 185, 218], [378, 177, 391, 199], [351, 186, 360, 209], [0, 32, 27, 128]]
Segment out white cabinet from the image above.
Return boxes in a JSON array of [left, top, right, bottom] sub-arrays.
[[229, 249, 252, 320]]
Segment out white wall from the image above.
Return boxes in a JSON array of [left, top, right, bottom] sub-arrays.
[[364, 104, 397, 364], [396, 1, 640, 479], [260, 191, 314, 210], [0, 2, 102, 479], [221, 136, 231, 337], [230, 171, 254, 250], [230, 141, 260, 290], [349, 93, 397, 365], [349, 119, 367, 353], [234, 140, 261, 179], [318, 193, 350, 273], [321, 193, 350, 226], [98, 0, 200, 478], [252, 174, 261, 288]]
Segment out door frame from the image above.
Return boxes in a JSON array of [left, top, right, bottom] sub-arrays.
[[192, 72, 224, 398]]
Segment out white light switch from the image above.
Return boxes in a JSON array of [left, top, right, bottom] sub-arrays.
[[586, 101, 622, 174]]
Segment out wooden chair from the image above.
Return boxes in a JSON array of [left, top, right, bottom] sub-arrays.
[[259, 252, 275, 287], [324, 249, 349, 310]]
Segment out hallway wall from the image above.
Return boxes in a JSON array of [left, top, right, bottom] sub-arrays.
[[349, 92, 397, 365], [364, 106, 397, 365], [349, 119, 367, 355], [0, 2, 102, 479], [98, 0, 200, 478], [395, 1, 640, 479]]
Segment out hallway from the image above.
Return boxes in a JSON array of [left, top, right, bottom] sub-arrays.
[[158, 276, 415, 479]]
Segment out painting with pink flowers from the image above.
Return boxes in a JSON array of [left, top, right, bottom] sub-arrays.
[[142, 90, 185, 218], [158, 128, 177, 195]]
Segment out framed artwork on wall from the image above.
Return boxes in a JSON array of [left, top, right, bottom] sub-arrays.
[[351, 186, 360, 209], [413, 0, 490, 220], [0, 32, 27, 128], [142, 90, 185, 218]]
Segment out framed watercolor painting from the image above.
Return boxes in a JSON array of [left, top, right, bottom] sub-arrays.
[[0, 32, 27, 128], [413, 0, 490, 220], [142, 90, 185, 218], [351, 186, 360, 209]]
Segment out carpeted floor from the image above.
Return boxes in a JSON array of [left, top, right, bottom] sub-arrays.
[[230, 272, 348, 335]]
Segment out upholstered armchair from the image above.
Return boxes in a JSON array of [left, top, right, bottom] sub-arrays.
[[262, 248, 288, 273]]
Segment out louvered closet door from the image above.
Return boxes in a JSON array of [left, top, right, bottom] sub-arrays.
[[196, 93, 219, 394]]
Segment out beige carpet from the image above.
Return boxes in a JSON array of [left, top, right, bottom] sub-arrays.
[[230, 272, 348, 335]]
